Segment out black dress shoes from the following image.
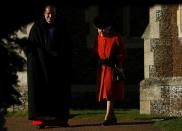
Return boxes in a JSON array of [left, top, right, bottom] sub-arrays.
[[37, 123, 46, 129], [36, 120, 69, 129], [102, 117, 117, 126]]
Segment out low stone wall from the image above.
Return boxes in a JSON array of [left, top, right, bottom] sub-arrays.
[[140, 77, 182, 116]]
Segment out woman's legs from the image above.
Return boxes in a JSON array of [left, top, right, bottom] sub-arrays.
[[104, 100, 113, 120], [103, 100, 117, 125]]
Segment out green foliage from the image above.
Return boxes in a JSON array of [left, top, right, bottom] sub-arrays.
[[0, 39, 26, 112]]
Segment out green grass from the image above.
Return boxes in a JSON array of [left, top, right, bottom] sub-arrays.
[[6, 110, 28, 117], [6, 108, 162, 120], [69, 109, 164, 121], [6, 109, 182, 131], [154, 118, 182, 131]]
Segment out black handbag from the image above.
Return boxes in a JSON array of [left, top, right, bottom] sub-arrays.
[[112, 67, 125, 82]]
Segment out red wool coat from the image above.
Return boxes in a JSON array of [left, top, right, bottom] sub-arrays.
[[94, 33, 127, 102]]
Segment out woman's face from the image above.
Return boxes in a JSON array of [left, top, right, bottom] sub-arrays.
[[97, 26, 111, 36]]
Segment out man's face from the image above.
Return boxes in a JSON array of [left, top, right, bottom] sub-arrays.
[[44, 6, 56, 24]]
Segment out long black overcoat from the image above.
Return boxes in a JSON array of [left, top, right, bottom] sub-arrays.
[[27, 18, 71, 121]]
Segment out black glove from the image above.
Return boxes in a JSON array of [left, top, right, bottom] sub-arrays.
[[100, 58, 113, 66]]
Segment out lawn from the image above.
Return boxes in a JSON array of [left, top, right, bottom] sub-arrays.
[[6, 108, 182, 131], [69, 109, 163, 121], [6, 108, 162, 120], [153, 117, 182, 131]]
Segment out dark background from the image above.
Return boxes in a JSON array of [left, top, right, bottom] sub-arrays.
[[0, 0, 178, 37], [0, 0, 181, 110]]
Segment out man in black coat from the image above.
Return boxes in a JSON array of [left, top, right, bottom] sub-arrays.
[[27, 4, 71, 128]]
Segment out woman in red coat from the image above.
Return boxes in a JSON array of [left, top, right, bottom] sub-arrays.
[[93, 15, 127, 125]]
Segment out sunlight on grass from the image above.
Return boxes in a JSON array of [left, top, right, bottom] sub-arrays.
[[69, 109, 164, 121], [154, 118, 182, 131], [6, 108, 169, 122], [6, 108, 182, 131], [6, 108, 164, 120], [6, 110, 28, 117]]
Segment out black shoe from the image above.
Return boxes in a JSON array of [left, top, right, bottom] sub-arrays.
[[37, 123, 46, 129], [49, 119, 70, 127], [102, 117, 117, 126], [59, 122, 70, 127]]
